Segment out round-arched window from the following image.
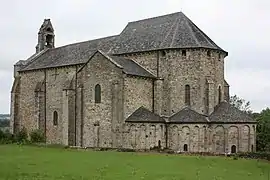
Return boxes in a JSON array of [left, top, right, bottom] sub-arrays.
[[53, 111, 58, 126]]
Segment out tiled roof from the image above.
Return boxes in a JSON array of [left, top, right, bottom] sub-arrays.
[[19, 12, 227, 72], [112, 12, 226, 54], [109, 55, 155, 78], [20, 35, 118, 71], [209, 102, 256, 123], [125, 107, 165, 123], [169, 107, 208, 123]]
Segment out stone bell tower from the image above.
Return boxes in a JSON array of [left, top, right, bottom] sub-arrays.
[[36, 19, 55, 53]]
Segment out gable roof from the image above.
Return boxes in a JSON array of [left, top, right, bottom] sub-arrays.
[[169, 107, 208, 123], [78, 50, 156, 79], [125, 106, 165, 123], [112, 12, 227, 54], [19, 11, 227, 72], [109, 55, 155, 78], [20, 35, 118, 71], [209, 102, 256, 123]]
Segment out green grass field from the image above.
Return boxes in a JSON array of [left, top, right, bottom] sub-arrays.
[[0, 145, 269, 180]]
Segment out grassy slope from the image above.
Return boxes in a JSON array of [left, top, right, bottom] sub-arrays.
[[0, 145, 269, 180]]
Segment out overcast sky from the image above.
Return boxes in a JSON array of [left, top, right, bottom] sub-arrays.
[[0, 0, 269, 114]]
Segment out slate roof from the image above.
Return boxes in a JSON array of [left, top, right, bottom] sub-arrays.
[[19, 11, 227, 72], [109, 55, 155, 78], [209, 102, 256, 123], [112, 12, 226, 54], [20, 35, 118, 71], [169, 107, 208, 123], [125, 107, 165, 123]]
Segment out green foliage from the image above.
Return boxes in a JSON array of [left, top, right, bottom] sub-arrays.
[[0, 120, 9, 127], [237, 152, 270, 161], [229, 95, 252, 115], [256, 108, 270, 152], [0, 129, 15, 144], [15, 127, 28, 143], [30, 129, 45, 143]]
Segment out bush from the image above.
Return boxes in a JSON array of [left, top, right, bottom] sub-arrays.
[[30, 129, 45, 143], [0, 129, 15, 144], [237, 152, 270, 161], [15, 127, 28, 143]]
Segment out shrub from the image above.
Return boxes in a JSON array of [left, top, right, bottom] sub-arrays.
[[15, 127, 28, 143], [237, 152, 270, 161], [0, 129, 15, 144], [30, 129, 45, 143]]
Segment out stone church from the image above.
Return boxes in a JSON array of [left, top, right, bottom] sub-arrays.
[[10, 12, 256, 154]]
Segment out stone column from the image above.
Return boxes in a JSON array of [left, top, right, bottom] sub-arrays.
[[76, 87, 83, 147], [224, 126, 229, 154], [207, 78, 215, 114], [62, 90, 69, 146], [154, 78, 164, 116], [10, 93, 16, 134]]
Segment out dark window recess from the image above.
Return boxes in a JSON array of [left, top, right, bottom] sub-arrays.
[[218, 86, 222, 104], [182, 50, 186, 56], [185, 85, 191, 106], [145, 135, 148, 138], [207, 50, 211, 57], [53, 111, 58, 126], [45, 34, 53, 47], [184, 144, 188, 152], [95, 84, 101, 103], [158, 140, 161, 148], [161, 50, 166, 57], [231, 145, 236, 153]]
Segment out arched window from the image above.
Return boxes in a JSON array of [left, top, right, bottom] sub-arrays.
[[53, 111, 58, 126], [161, 50, 166, 57], [182, 50, 186, 56], [184, 144, 188, 152], [207, 50, 211, 57], [95, 84, 101, 103], [158, 140, 161, 149], [185, 85, 191, 106], [231, 145, 236, 153], [218, 86, 222, 104]]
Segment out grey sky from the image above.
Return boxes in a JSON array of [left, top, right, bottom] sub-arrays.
[[0, 0, 269, 113]]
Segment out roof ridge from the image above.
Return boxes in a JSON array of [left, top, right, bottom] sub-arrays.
[[183, 13, 224, 51], [128, 11, 182, 24], [159, 14, 179, 48], [52, 35, 119, 51]]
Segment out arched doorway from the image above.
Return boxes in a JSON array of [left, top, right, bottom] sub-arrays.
[[184, 144, 188, 152], [231, 145, 236, 153]]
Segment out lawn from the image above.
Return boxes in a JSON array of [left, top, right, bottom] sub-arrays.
[[0, 145, 269, 180]]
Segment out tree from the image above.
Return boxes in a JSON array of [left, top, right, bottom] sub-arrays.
[[229, 95, 252, 115], [256, 108, 270, 152], [0, 120, 9, 127]]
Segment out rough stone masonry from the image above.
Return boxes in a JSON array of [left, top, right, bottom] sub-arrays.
[[10, 12, 256, 154]]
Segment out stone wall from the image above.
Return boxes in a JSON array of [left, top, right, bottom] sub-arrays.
[[45, 67, 76, 145], [121, 48, 226, 117], [123, 76, 153, 119], [122, 123, 166, 150], [76, 52, 123, 148], [167, 123, 256, 153], [122, 52, 158, 76], [19, 70, 45, 134]]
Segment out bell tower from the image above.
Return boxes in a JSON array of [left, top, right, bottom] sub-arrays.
[[36, 19, 55, 53]]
